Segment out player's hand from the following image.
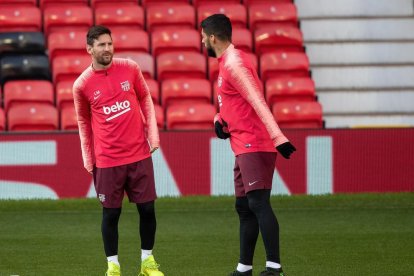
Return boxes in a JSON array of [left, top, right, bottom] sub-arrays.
[[276, 142, 296, 159], [86, 164, 94, 174], [214, 119, 230, 139], [150, 146, 159, 154]]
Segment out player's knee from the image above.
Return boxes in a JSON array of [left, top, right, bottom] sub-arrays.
[[137, 201, 155, 220], [102, 207, 122, 224], [247, 191, 271, 214], [235, 197, 250, 215]]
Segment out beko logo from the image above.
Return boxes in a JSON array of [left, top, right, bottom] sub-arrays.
[[103, 100, 131, 121]]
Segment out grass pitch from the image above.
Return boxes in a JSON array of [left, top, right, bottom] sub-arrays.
[[0, 193, 413, 276]]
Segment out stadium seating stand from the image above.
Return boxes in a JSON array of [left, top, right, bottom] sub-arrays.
[[156, 51, 206, 82], [161, 78, 211, 108], [4, 80, 54, 112], [166, 102, 216, 130], [272, 101, 324, 129], [7, 103, 59, 131]]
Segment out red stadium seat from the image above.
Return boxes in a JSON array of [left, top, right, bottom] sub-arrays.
[[60, 105, 78, 131], [193, 0, 240, 7], [166, 102, 216, 130], [157, 52, 206, 82], [266, 77, 316, 107], [111, 29, 149, 53], [0, 108, 5, 131], [154, 103, 164, 129], [141, 0, 189, 7], [146, 79, 160, 104], [249, 2, 298, 31], [233, 28, 253, 53], [272, 101, 323, 129], [7, 103, 59, 131], [39, 0, 89, 9], [43, 5, 93, 37], [0, 0, 37, 6], [94, 2, 144, 30], [146, 3, 195, 32], [161, 79, 211, 108], [151, 29, 201, 57], [208, 52, 258, 82], [0, 6, 41, 32], [91, 0, 138, 8], [47, 30, 86, 62], [4, 80, 54, 112], [56, 79, 75, 110], [254, 25, 304, 56], [243, 0, 292, 6], [260, 51, 310, 82], [114, 52, 154, 79], [197, 3, 247, 29], [52, 54, 91, 84]]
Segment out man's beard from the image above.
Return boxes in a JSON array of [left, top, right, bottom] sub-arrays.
[[206, 43, 217, 58], [96, 53, 113, 66]]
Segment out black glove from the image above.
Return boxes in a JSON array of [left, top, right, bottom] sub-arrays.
[[214, 119, 230, 139], [276, 142, 296, 159]]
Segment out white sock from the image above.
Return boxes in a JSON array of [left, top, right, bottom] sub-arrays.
[[237, 263, 253, 272], [266, 261, 281, 269], [107, 255, 119, 266], [141, 249, 153, 261]]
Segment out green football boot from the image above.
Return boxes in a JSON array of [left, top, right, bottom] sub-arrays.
[[106, 262, 121, 276], [138, 255, 164, 276]]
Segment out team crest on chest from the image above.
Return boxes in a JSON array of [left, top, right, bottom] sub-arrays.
[[218, 76, 223, 88], [120, 80, 130, 92]]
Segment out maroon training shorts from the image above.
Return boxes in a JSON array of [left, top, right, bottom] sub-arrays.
[[234, 152, 277, 197], [93, 157, 157, 208]]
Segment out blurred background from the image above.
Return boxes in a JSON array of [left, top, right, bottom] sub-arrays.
[[0, 0, 413, 199]]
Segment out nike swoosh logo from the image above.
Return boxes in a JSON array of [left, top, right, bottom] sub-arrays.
[[248, 180, 259, 186]]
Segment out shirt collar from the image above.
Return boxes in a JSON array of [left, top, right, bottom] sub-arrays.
[[218, 43, 235, 62], [91, 61, 114, 75]]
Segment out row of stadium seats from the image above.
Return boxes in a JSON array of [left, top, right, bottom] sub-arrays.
[[0, 0, 293, 8], [0, 1, 297, 35], [0, 100, 323, 132], [43, 25, 303, 61], [0, 77, 317, 111], [0, 49, 310, 85]]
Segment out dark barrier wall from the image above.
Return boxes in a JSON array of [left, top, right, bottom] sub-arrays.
[[0, 129, 413, 199]]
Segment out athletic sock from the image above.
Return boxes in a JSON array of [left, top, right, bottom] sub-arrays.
[[266, 261, 281, 269], [141, 249, 153, 261], [107, 255, 119, 266], [237, 263, 253, 272]]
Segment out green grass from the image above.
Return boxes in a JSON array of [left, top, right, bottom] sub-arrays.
[[0, 193, 413, 276]]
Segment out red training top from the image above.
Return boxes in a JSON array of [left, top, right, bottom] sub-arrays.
[[215, 44, 288, 156], [73, 58, 159, 171]]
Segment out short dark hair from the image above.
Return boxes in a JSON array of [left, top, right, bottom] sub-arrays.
[[86, 25, 112, 46], [200, 14, 232, 42]]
